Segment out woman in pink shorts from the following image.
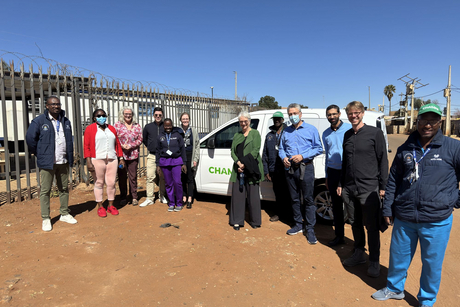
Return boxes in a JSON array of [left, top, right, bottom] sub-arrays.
[[84, 109, 124, 217]]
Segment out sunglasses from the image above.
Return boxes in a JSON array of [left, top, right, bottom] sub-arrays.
[[96, 114, 107, 118]]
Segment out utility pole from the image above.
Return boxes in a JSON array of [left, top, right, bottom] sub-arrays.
[[398, 92, 405, 118], [233, 71, 237, 101], [368, 86, 371, 109], [409, 79, 416, 129], [209, 86, 214, 131], [444, 65, 452, 136], [398, 74, 428, 130]]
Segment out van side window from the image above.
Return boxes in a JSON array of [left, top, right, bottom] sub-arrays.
[[214, 119, 259, 148]]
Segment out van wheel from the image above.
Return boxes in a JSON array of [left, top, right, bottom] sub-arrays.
[[314, 184, 348, 223]]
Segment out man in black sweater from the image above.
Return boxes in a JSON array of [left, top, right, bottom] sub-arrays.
[[140, 107, 166, 207], [337, 101, 388, 278]]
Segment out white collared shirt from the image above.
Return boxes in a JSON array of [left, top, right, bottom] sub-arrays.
[[94, 126, 117, 160], [49, 113, 67, 164]]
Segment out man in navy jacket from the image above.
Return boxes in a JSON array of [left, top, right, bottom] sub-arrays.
[[372, 103, 460, 307], [26, 96, 77, 232], [262, 111, 291, 223]]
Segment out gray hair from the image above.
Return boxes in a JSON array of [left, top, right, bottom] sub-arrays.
[[287, 103, 301, 114], [118, 105, 137, 124], [238, 111, 251, 121]]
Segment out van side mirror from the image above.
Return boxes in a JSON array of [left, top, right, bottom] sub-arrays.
[[207, 136, 215, 149]]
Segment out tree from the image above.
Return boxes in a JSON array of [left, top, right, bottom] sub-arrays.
[[414, 98, 438, 110], [384, 85, 396, 115], [258, 95, 280, 109], [298, 104, 309, 109], [414, 98, 424, 110]]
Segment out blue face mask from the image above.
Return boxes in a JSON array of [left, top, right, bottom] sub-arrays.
[[289, 114, 300, 125], [96, 116, 107, 125]]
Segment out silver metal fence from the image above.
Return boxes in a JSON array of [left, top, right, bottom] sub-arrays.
[[0, 59, 248, 204]]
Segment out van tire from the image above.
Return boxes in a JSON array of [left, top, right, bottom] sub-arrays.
[[314, 184, 348, 223]]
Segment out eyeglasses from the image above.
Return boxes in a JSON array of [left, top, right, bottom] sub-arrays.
[[347, 111, 362, 117], [96, 114, 107, 118], [154, 114, 163, 118], [418, 119, 441, 126], [47, 103, 61, 107], [123, 113, 133, 117]]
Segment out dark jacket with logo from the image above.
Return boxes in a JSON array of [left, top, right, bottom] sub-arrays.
[[155, 130, 186, 164], [262, 123, 286, 175], [383, 129, 460, 223], [26, 109, 74, 170]]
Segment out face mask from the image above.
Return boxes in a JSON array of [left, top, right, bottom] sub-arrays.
[[96, 116, 107, 125], [289, 114, 300, 124]]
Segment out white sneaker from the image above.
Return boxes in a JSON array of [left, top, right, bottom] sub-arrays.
[[42, 219, 52, 232], [160, 196, 169, 204], [60, 214, 78, 224], [139, 199, 154, 207]]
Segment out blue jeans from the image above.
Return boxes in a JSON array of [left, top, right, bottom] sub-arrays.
[[285, 163, 315, 230], [387, 215, 453, 306]]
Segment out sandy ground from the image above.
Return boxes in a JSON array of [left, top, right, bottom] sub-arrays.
[[1, 134, 460, 307]]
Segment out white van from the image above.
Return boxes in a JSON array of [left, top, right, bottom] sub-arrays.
[[195, 108, 388, 222]]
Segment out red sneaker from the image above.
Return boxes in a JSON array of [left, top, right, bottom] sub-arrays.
[[97, 207, 107, 218], [107, 206, 119, 215]]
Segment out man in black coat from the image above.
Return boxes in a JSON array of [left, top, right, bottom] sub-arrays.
[[140, 107, 166, 207]]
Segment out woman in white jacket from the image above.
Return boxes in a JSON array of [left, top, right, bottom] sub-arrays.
[[180, 112, 200, 209]]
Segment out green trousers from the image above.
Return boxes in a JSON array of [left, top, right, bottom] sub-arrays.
[[39, 164, 70, 219]]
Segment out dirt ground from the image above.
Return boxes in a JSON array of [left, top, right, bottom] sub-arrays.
[[1, 135, 460, 307]]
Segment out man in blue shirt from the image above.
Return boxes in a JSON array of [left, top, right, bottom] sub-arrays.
[[322, 105, 352, 247], [279, 103, 323, 244]]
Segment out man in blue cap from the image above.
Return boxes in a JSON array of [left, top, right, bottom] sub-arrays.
[[262, 111, 291, 223], [372, 103, 460, 307]]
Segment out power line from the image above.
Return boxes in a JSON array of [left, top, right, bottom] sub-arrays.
[[415, 89, 444, 99]]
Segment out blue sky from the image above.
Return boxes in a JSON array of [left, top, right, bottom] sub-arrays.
[[1, 0, 459, 112]]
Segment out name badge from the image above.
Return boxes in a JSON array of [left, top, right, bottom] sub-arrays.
[[166, 150, 173, 156]]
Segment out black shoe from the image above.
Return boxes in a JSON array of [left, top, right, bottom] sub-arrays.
[[328, 237, 345, 247], [186, 201, 192, 209], [233, 225, 240, 231], [269, 215, 280, 222], [251, 225, 261, 229]]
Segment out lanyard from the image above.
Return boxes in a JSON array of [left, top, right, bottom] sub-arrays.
[[166, 133, 171, 148], [413, 146, 431, 164], [413, 146, 431, 180], [56, 119, 60, 133]]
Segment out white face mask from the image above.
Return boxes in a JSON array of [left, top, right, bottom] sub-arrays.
[[289, 114, 300, 124]]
